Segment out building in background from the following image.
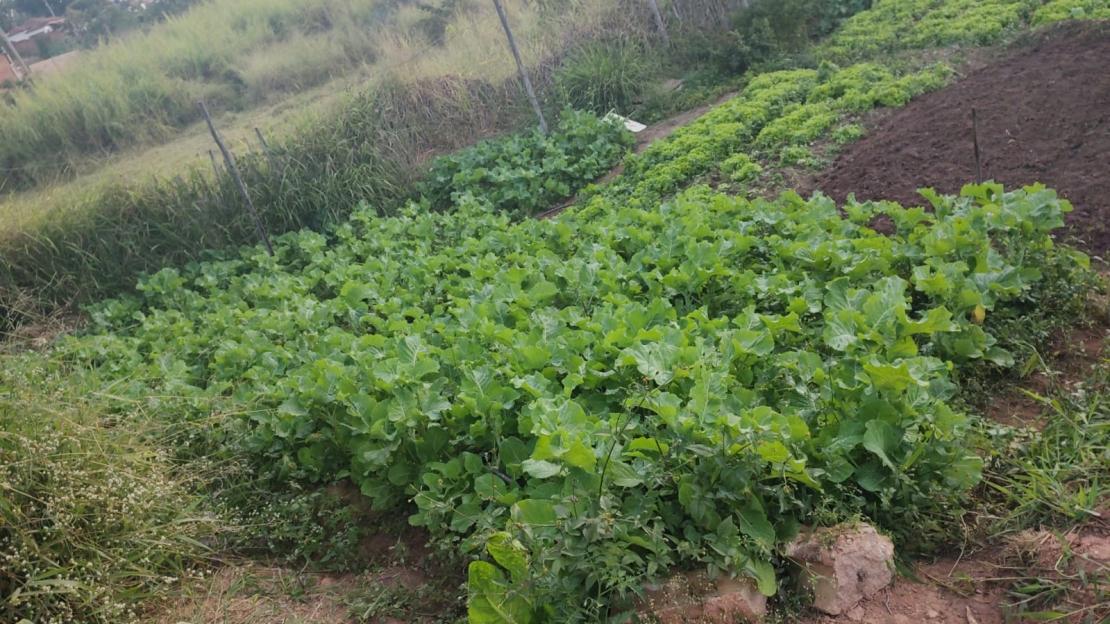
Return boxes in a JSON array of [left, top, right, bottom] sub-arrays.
[[5, 15, 65, 57]]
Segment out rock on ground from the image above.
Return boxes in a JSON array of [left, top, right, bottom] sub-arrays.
[[785, 523, 895, 615]]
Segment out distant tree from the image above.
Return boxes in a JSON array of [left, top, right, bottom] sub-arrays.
[[414, 0, 469, 45], [6, 0, 74, 17], [65, 0, 133, 45]]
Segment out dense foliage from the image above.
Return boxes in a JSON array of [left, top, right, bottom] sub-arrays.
[[5, 1, 1105, 621], [419, 111, 633, 217], [63, 179, 1083, 620]]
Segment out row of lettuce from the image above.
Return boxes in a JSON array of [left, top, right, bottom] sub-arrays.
[[576, 0, 1107, 217]]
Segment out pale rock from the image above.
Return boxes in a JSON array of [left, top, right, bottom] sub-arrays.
[[785, 523, 895, 616]]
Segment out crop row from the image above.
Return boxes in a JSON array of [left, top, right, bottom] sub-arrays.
[[820, 0, 1107, 62], [66, 176, 1084, 621], [31, 1, 1107, 620], [576, 61, 952, 217]]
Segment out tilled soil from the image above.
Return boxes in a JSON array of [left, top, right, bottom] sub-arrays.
[[814, 21, 1110, 258]]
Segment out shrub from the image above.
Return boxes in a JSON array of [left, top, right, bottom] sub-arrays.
[[418, 109, 633, 216], [734, 0, 875, 58]]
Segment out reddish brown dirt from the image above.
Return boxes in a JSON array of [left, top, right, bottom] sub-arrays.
[[814, 21, 1110, 258], [985, 322, 1108, 428], [803, 522, 1110, 624]]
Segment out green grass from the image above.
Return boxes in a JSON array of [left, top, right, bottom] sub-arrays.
[[0, 0, 390, 192], [973, 339, 1109, 622]]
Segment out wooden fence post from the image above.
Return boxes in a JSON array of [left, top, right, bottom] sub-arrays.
[[646, 0, 671, 44], [491, 0, 548, 135], [255, 127, 280, 171], [199, 101, 274, 256], [1, 30, 32, 81]]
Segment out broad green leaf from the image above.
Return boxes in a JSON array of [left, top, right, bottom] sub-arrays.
[[521, 459, 561, 479], [486, 532, 529, 582], [604, 459, 644, 487], [512, 499, 557, 526], [467, 561, 533, 624], [756, 441, 791, 464], [864, 361, 918, 393], [563, 440, 597, 471], [737, 500, 776, 551], [944, 454, 984, 488], [744, 558, 778, 597], [621, 341, 678, 385], [474, 473, 509, 499], [862, 419, 903, 472]]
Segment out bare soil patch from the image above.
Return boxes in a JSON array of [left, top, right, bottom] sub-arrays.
[[813, 21, 1110, 258]]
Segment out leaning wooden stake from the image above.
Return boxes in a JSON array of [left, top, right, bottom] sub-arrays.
[[971, 108, 983, 183], [199, 101, 274, 256], [254, 127, 279, 171], [208, 150, 222, 179], [491, 0, 548, 135], [646, 0, 671, 44]]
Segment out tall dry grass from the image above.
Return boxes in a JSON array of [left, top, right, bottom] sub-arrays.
[[0, 0, 388, 192]]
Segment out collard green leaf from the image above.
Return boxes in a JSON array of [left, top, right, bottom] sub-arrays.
[[467, 561, 533, 624], [512, 499, 557, 526], [621, 341, 678, 386], [521, 459, 561, 479], [737, 500, 776, 551], [862, 419, 903, 472]]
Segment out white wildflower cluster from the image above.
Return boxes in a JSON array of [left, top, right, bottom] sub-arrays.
[[0, 421, 220, 623]]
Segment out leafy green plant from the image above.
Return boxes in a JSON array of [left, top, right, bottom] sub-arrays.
[[418, 110, 632, 216], [61, 179, 1087, 620], [1033, 0, 1110, 23], [815, 0, 1087, 63]]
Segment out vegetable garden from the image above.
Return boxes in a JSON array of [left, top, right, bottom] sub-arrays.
[[2, 0, 1108, 622]]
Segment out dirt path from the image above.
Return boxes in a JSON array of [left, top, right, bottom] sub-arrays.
[[536, 91, 737, 220], [812, 21, 1110, 259]]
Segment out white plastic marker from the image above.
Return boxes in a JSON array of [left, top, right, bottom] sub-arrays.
[[603, 111, 647, 134]]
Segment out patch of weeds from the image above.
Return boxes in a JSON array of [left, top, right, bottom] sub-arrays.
[[0, 354, 220, 624], [957, 251, 1104, 401], [554, 38, 651, 115], [345, 578, 464, 623], [978, 363, 1108, 535], [1001, 530, 1109, 623], [219, 484, 368, 572]]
